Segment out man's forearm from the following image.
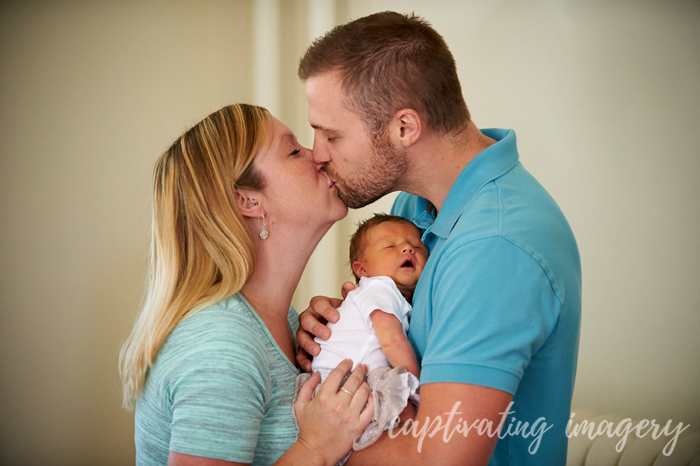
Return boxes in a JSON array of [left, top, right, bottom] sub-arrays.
[[347, 383, 512, 466]]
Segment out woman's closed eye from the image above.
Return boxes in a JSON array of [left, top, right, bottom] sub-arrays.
[[290, 148, 301, 156]]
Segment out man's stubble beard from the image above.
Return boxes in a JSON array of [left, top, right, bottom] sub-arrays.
[[326, 129, 409, 209]]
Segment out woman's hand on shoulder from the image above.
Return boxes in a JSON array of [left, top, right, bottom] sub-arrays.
[[292, 360, 374, 466]]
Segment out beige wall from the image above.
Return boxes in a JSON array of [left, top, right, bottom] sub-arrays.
[[0, 1, 698, 464], [0, 1, 256, 464]]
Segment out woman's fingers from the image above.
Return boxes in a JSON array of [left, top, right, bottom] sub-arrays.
[[339, 363, 368, 397], [353, 383, 374, 426], [318, 359, 354, 397], [295, 371, 321, 407], [294, 364, 374, 462]]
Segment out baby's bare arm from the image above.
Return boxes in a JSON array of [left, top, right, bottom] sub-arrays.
[[369, 310, 420, 377]]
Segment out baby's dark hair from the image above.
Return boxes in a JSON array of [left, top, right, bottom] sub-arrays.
[[349, 213, 420, 283]]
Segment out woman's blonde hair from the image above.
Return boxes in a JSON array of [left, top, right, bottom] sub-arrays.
[[119, 104, 269, 409]]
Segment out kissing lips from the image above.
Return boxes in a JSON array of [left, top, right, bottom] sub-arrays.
[[322, 168, 338, 189]]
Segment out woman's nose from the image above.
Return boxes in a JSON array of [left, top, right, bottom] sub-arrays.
[[301, 147, 323, 171]]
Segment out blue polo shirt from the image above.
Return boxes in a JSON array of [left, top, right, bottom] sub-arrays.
[[391, 128, 581, 466]]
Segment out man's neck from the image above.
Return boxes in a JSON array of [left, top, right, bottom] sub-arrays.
[[401, 120, 496, 212]]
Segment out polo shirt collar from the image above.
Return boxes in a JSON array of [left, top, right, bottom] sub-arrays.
[[419, 128, 520, 239]]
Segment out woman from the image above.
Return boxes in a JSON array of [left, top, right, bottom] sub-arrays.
[[119, 104, 373, 466]]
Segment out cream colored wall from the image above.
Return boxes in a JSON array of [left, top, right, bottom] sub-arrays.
[[0, 1, 256, 464], [0, 1, 698, 465]]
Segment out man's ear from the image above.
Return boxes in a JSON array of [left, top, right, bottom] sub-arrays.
[[352, 261, 368, 279], [235, 189, 264, 218], [390, 108, 422, 148]]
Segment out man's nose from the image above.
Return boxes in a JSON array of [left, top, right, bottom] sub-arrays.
[[303, 147, 325, 172], [312, 138, 331, 164]]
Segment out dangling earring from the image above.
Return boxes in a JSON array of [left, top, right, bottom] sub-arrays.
[[258, 212, 268, 240], [251, 199, 268, 240]]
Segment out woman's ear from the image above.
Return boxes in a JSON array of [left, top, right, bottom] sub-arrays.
[[235, 189, 263, 218], [389, 108, 422, 148], [352, 261, 368, 279]]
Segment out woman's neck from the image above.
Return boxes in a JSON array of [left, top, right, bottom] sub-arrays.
[[240, 222, 329, 367], [240, 221, 330, 323]]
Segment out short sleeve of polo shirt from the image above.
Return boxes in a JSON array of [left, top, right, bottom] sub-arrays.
[[421, 236, 560, 394], [166, 308, 270, 462], [353, 277, 412, 334]]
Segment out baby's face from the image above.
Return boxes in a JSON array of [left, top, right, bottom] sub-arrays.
[[353, 221, 428, 296]]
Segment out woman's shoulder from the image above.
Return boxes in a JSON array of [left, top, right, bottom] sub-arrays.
[[181, 293, 254, 324], [160, 294, 270, 366], [181, 293, 260, 331]]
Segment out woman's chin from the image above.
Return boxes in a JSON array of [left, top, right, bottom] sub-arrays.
[[335, 203, 349, 221], [326, 197, 349, 222]]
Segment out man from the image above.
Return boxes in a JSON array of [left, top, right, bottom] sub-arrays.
[[296, 11, 581, 466]]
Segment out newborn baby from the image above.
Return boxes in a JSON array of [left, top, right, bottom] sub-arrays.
[[295, 214, 426, 459]]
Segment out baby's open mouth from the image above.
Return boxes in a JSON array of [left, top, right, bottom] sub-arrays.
[[400, 258, 415, 269]]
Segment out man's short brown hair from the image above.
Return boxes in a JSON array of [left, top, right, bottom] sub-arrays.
[[349, 213, 421, 283], [299, 11, 470, 135]]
